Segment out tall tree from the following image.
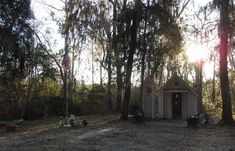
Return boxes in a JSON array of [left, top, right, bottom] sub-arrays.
[[0, 0, 33, 78], [113, 0, 123, 113], [219, 0, 234, 124], [140, 0, 149, 113], [0, 0, 33, 119], [121, 0, 142, 120]]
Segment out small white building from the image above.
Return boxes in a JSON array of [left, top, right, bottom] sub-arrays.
[[142, 74, 199, 120]]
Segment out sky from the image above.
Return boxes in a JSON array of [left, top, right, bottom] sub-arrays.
[[31, 0, 216, 84]]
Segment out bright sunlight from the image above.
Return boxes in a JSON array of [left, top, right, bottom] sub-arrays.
[[185, 43, 208, 63], [185, 43, 215, 79]]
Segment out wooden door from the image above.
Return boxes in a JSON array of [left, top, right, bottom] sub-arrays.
[[172, 93, 182, 119]]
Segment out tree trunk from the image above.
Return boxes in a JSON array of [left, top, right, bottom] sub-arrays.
[[63, 71, 68, 118], [195, 59, 203, 113], [91, 40, 94, 86], [112, 0, 122, 113], [219, 0, 234, 124], [64, 0, 69, 119], [121, 49, 135, 119], [212, 55, 216, 103], [121, 11, 138, 120], [106, 44, 113, 112], [140, 2, 148, 112], [116, 62, 123, 112], [100, 62, 103, 85]]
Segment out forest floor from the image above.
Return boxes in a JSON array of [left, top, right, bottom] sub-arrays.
[[0, 115, 235, 151]]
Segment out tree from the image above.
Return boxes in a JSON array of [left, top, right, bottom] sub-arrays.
[[112, 0, 123, 113], [0, 0, 33, 79], [119, 0, 143, 120], [0, 0, 33, 119], [218, 0, 234, 124]]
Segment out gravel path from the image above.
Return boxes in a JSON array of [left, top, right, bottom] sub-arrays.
[[0, 119, 234, 151]]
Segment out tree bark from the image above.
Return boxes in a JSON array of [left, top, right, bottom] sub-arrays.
[[212, 55, 216, 103], [100, 62, 103, 85], [140, 1, 149, 112], [64, 0, 69, 119], [195, 59, 203, 113], [91, 40, 94, 86], [106, 49, 113, 112], [112, 0, 123, 113], [219, 0, 234, 124], [121, 10, 138, 120]]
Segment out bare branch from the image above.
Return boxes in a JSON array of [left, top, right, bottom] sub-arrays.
[[37, 1, 64, 12], [29, 27, 65, 80], [178, 0, 191, 17], [40, 33, 65, 80]]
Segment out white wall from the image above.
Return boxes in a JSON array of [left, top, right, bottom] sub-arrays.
[[157, 92, 198, 120], [153, 76, 198, 120], [143, 95, 153, 118], [165, 93, 172, 118], [186, 92, 198, 117], [157, 91, 164, 118], [142, 79, 156, 119]]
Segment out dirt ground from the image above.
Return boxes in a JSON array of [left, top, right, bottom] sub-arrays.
[[0, 116, 235, 151]]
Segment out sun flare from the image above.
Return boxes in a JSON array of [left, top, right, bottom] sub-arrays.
[[185, 44, 208, 62]]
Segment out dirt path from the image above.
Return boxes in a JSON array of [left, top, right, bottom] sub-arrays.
[[0, 118, 235, 151]]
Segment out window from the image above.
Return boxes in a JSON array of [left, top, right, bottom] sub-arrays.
[[146, 86, 152, 96], [174, 82, 179, 86]]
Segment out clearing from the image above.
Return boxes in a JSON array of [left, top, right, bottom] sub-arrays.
[[0, 115, 235, 151]]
